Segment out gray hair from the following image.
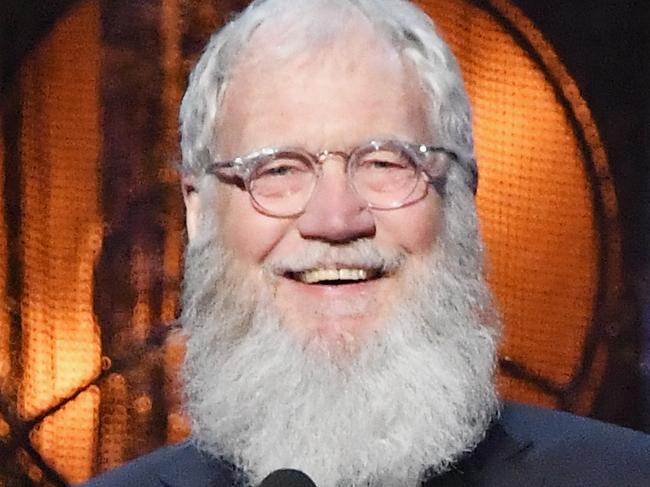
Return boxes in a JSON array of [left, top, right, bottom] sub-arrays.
[[179, 0, 478, 193]]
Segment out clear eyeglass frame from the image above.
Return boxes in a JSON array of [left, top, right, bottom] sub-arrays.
[[204, 139, 457, 218]]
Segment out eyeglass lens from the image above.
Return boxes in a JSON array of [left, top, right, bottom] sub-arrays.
[[249, 153, 316, 216], [352, 147, 420, 208]]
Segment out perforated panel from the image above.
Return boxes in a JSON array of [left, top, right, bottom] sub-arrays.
[[16, 0, 102, 482], [421, 0, 618, 410]]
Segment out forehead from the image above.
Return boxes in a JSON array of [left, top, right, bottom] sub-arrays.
[[215, 17, 430, 157]]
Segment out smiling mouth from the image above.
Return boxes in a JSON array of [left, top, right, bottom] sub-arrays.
[[285, 267, 384, 285]]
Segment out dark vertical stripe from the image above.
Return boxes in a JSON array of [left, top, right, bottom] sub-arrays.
[[96, 0, 169, 464], [2, 74, 23, 411]]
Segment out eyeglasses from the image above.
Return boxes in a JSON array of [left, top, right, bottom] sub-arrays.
[[204, 139, 456, 217]]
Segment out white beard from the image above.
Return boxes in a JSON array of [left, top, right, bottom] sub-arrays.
[[181, 175, 500, 487]]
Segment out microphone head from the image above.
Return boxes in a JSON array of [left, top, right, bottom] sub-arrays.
[[258, 469, 317, 487]]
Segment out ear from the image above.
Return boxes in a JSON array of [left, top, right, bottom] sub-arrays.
[[181, 175, 201, 242]]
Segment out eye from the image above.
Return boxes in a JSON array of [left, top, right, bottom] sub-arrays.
[[356, 150, 413, 172], [250, 155, 315, 201], [255, 157, 311, 179], [365, 159, 409, 170], [261, 164, 298, 177]]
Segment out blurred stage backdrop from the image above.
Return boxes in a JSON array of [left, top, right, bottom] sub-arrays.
[[0, 0, 648, 485]]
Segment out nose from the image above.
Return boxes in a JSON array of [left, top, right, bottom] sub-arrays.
[[296, 161, 375, 243]]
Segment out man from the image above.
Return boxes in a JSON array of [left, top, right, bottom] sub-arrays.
[[83, 0, 650, 485]]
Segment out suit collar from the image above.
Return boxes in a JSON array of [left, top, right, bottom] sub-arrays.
[[423, 405, 534, 486], [158, 441, 245, 487], [159, 405, 534, 487], [474, 406, 534, 464]]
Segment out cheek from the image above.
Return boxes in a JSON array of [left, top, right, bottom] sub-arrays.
[[215, 184, 291, 263], [378, 196, 443, 253]]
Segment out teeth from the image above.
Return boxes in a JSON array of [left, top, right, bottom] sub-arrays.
[[298, 268, 368, 284], [339, 268, 366, 281]]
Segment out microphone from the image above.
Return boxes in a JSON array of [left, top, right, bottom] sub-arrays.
[[258, 469, 317, 487]]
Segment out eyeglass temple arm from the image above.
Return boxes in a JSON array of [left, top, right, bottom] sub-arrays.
[[204, 159, 250, 179], [423, 146, 477, 195]]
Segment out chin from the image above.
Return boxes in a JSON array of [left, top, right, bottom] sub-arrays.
[[280, 307, 387, 352]]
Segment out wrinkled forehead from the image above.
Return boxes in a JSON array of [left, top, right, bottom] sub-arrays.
[[215, 14, 428, 155], [240, 7, 401, 70]]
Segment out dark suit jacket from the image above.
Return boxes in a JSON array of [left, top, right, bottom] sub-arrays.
[[80, 403, 650, 486]]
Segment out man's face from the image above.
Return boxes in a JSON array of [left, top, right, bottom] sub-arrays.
[[187, 26, 443, 347], [182, 17, 498, 485]]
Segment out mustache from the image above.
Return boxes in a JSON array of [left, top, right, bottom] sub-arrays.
[[263, 238, 406, 275]]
